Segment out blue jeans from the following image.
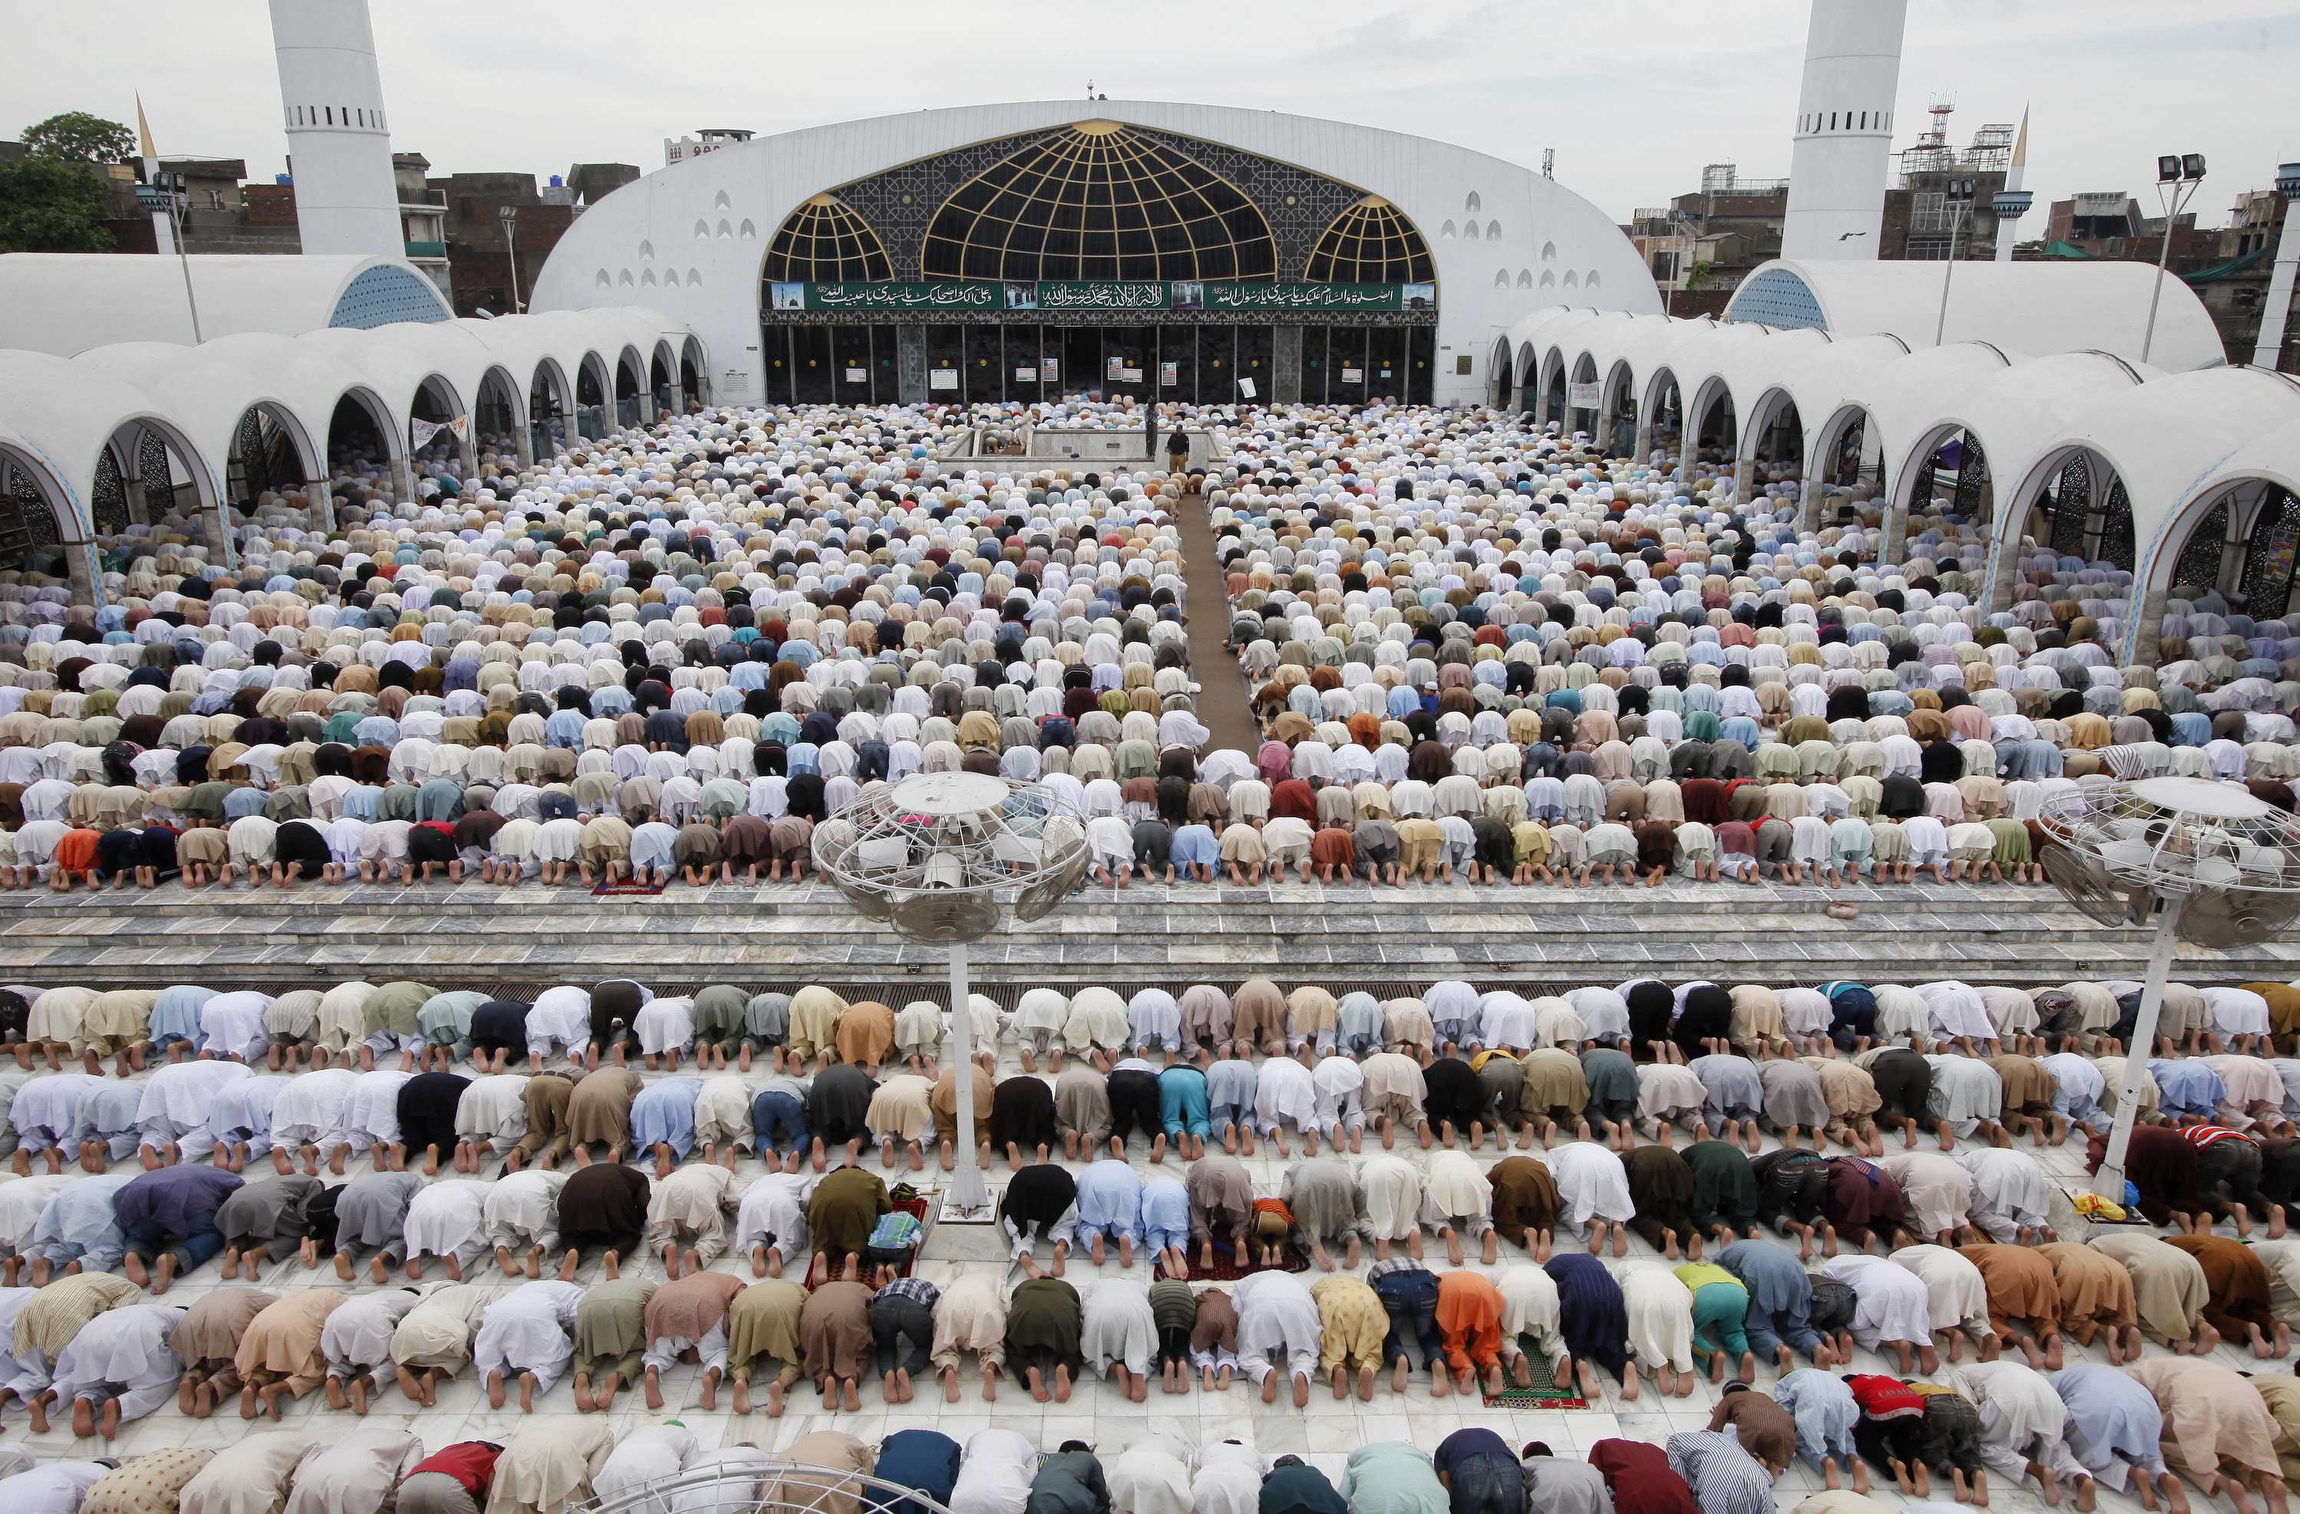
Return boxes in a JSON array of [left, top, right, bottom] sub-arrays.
[[122, 1215, 224, 1274], [1375, 1271, 1444, 1375], [1741, 1300, 1822, 1361], [750, 1090, 808, 1154]]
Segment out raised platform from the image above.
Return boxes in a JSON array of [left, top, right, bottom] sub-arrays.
[[0, 878, 2286, 993]]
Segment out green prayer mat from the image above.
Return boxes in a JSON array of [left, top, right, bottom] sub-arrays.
[[1481, 1352, 1586, 1408]]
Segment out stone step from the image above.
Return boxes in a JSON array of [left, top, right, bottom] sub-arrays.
[[0, 882, 2283, 993]]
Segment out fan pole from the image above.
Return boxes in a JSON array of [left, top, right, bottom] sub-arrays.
[[2092, 900, 2182, 1202], [946, 941, 989, 1213]]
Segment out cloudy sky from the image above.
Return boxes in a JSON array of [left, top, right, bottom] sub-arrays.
[[20, 0, 2297, 227]]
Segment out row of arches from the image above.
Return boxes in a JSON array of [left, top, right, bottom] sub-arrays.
[[1492, 309, 2300, 664], [0, 311, 704, 605]]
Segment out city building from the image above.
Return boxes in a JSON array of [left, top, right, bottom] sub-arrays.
[[663, 128, 753, 167], [1876, 98, 2016, 261], [393, 151, 451, 298]]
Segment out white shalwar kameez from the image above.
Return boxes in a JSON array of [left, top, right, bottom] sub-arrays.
[[135, 1059, 251, 1151], [1253, 1056, 1316, 1138], [320, 1285, 428, 1383], [634, 997, 695, 1058], [1618, 1262, 1695, 1375], [1958, 1148, 2054, 1243], [49, 1302, 182, 1424], [1495, 1264, 1568, 1374], [1420, 1150, 1494, 1239], [337, 1071, 413, 1151], [1354, 1154, 1424, 1244], [483, 1169, 568, 1258], [1820, 1255, 1933, 1350], [1889, 1244, 1993, 1339], [1311, 1056, 1364, 1132], [1079, 1279, 1158, 1381], [1944, 1360, 2089, 1485], [454, 1075, 530, 1154], [402, 1181, 491, 1274], [1541, 1141, 1635, 1239], [1923, 1054, 2001, 1139], [1231, 1271, 1321, 1389], [525, 987, 592, 1062], [472, 1280, 583, 1397], [197, 992, 273, 1064], [735, 1171, 815, 1262], [268, 1068, 359, 1151], [1915, 982, 1997, 1044]]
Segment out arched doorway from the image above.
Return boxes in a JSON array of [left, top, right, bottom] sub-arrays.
[[225, 402, 319, 523], [1489, 337, 1513, 410], [576, 354, 610, 437], [649, 348, 673, 416], [1540, 349, 1566, 429], [2237, 482, 2300, 618], [1690, 382, 1735, 472], [1802, 404, 1879, 532], [531, 359, 572, 459], [410, 375, 473, 483], [0, 448, 74, 582], [1641, 368, 1684, 473], [328, 388, 400, 502], [1566, 353, 1598, 437], [615, 348, 645, 428], [1517, 347, 1539, 420], [106, 417, 222, 565], [473, 366, 524, 466], [1984, 444, 2139, 623], [1892, 424, 1993, 566], [1740, 388, 1804, 500], [1598, 361, 1636, 458], [679, 337, 708, 409]]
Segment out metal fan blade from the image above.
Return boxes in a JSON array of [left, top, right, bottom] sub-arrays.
[[2039, 843, 2144, 928]]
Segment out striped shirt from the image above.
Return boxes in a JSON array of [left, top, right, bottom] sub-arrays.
[[1665, 1430, 1775, 1514], [2182, 1124, 2257, 1148]]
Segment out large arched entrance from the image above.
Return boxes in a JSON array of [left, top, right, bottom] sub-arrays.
[[0, 446, 78, 585], [410, 374, 474, 482], [1640, 368, 1683, 473], [532, 359, 572, 458], [328, 387, 401, 502], [225, 402, 320, 523], [576, 354, 610, 437], [1690, 381, 1735, 474], [1597, 361, 1636, 458], [1889, 423, 1993, 566], [1739, 388, 1804, 500], [2236, 482, 2300, 618], [649, 345, 675, 416], [1489, 337, 1513, 410], [679, 337, 708, 409], [615, 348, 645, 428], [1565, 353, 1599, 438], [108, 417, 224, 563], [1802, 404, 1879, 532], [473, 366, 525, 468], [1517, 347, 1539, 420], [1539, 349, 1566, 429]]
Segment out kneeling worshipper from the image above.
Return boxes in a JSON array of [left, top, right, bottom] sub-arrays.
[[233, 1285, 345, 1419], [49, 1301, 183, 1438], [397, 1441, 506, 1514], [1235, 1269, 1322, 1407], [1960, 1243, 2066, 1369], [178, 1427, 322, 1514], [1664, 1429, 1777, 1514], [1772, 1367, 1865, 1491], [1078, 1277, 1157, 1402], [1588, 1438, 1698, 1514], [280, 1426, 424, 1514], [643, 1160, 741, 1277], [389, 1281, 489, 1406], [170, 1286, 269, 1417], [1545, 1252, 1629, 1401], [1819, 1254, 1937, 1374], [472, 1279, 583, 1411], [2122, 1357, 2291, 1514], [2033, 1240, 2142, 1362], [2164, 1233, 2292, 1358], [1004, 1274, 1084, 1403], [329, 1169, 426, 1284], [1542, 1140, 1633, 1254], [2091, 1231, 2217, 1354], [318, 1283, 428, 1412], [483, 1418, 616, 1514], [82, 1452, 217, 1514], [568, 1277, 653, 1413], [644, 1267, 748, 1409], [1888, 1243, 1999, 1363], [2043, 1361, 2178, 1506], [403, 1180, 492, 1280], [1940, 1360, 2092, 1506]]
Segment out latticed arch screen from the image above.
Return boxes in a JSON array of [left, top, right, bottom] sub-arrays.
[[921, 122, 1278, 283], [1304, 196, 1434, 285], [764, 196, 893, 283]]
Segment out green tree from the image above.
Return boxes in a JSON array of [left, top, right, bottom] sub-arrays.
[[22, 111, 135, 165], [0, 157, 116, 252]]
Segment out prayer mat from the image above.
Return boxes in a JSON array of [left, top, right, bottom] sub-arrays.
[[591, 880, 666, 896], [1481, 1352, 1586, 1408], [1153, 1236, 1309, 1281]]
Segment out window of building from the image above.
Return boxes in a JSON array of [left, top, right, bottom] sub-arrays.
[[1305, 195, 1434, 284], [921, 121, 1278, 283], [763, 195, 894, 283], [325, 107, 333, 125]]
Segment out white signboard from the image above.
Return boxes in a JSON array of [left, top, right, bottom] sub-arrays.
[[929, 368, 958, 390], [844, 367, 867, 383], [1238, 377, 1257, 399], [1568, 381, 1601, 408], [1341, 367, 1363, 383], [1015, 366, 1037, 382]]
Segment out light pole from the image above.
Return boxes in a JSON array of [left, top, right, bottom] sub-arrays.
[[2142, 153, 2206, 365], [2249, 161, 2300, 370], [1932, 178, 1978, 345], [498, 204, 520, 315]]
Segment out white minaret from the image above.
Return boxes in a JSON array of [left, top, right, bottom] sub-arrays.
[[270, 0, 404, 258], [1993, 108, 2029, 262], [1780, 0, 1908, 261]]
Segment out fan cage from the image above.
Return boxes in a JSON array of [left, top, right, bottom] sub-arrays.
[[812, 775, 1090, 942], [576, 1463, 958, 1514], [2036, 777, 2300, 901]]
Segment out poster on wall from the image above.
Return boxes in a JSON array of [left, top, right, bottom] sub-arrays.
[[1120, 366, 1143, 382], [1160, 361, 1178, 386], [1040, 357, 1059, 382], [1015, 366, 1037, 382], [843, 368, 867, 383], [1341, 367, 1363, 383], [1106, 355, 1125, 381], [929, 369, 958, 390], [1568, 381, 1601, 408], [1239, 377, 1257, 398]]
